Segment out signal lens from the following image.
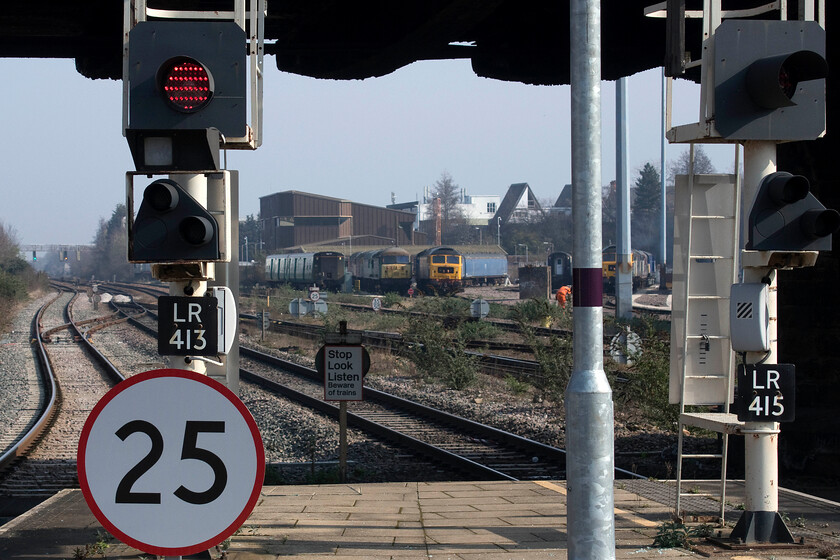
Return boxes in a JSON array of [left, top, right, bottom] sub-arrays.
[[160, 58, 213, 113]]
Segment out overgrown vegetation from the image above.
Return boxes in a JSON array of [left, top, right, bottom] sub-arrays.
[[0, 222, 48, 332], [247, 284, 676, 433], [507, 298, 572, 330], [613, 318, 676, 428], [404, 316, 479, 390], [72, 531, 110, 559], [652, 521, 712, 549], [517, 323, 573, 401]]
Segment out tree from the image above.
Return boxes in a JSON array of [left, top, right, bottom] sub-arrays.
[[668, 144, 715, 184], [633, 163, 662, 217], [431, 171, 466, 239], [76, 205, 133, 282], [239, 214, 263, 261], [632, 163, 662, 255]]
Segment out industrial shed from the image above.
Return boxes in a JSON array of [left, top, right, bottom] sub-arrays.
[[260, 191, 418, 252]]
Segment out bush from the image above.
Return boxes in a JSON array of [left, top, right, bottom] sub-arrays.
[[457, 319, 503, 341], [518, 325, 573, 400], [404, 317, 478, 390], [507, 298, 571, 329], [0, 270, 27, 300], [411, 296, 471, 317], [381, 292, 402, 308], [614, 319, 676, 429]]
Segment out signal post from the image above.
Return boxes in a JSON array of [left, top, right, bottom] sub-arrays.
[[116, 3, 265, 558], [658, 3, 835, 544]]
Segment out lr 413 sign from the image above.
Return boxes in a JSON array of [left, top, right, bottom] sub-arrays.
[[159, 295, 218, 355], [736, 363, 795, 422]]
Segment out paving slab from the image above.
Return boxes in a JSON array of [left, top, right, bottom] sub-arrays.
[[1, 480, 838, 559]]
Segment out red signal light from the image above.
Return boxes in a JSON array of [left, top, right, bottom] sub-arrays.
[[159, 57, 213, 113]]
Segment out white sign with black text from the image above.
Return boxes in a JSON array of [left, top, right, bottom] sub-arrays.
[[77, 369, 264, 557], [323, 345, 364, 401]]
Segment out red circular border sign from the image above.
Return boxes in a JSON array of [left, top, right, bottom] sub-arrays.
[[77, 369, 265, 556]]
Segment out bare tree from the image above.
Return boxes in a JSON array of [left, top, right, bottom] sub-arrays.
[[431, 171, 466, 237], [668, 144, 715, 184], [75, 205, 133, 282]]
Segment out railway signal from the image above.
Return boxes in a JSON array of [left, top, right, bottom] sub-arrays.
[[128, 178, 222, 263], [126, 20, 246, 172], [747, 172, 840, 252], [714, 19, 827, 141]]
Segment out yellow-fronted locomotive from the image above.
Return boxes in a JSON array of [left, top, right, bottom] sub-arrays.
[[348, 247, 412, 294], [413, 246, 463, 295]]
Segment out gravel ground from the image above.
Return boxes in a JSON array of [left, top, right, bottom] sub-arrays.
[[0, 291, 54, 450], [3, 286, 686, 488]]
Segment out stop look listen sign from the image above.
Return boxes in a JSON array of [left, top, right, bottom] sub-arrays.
[[77, 369, 265, 557]]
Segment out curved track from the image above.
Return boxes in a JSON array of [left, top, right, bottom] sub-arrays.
[[0, 286, 126, 499]]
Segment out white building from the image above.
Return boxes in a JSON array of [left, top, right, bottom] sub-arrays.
[[417, 187, 501, 226]]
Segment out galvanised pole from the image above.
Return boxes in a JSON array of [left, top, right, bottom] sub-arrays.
[[615, 77, 632, 319], [660, 68, 668, 270], [568, 0, 616, 557]]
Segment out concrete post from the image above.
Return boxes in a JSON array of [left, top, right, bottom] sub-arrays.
[[729, 141, 793, 544]]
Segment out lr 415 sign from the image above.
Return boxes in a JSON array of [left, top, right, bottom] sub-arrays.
[[736, 364, 795, 422]]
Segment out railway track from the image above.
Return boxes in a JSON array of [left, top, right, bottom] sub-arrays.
[[0, 280, 645, 500], [108, 295, 645, 482], [239, 347, 567, 480], [0, 287, 126, 500]]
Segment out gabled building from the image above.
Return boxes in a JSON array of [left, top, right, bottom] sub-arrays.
[[549, 184, 572, 217], [493, 183, 545, 225]]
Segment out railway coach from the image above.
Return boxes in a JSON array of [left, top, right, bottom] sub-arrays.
[[348, 247, 413, 294], [547, 251, 573, 290], [461, 253, 508, 286], [265, 251, 345, 291]]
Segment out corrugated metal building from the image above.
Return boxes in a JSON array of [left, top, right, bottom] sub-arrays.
[[260, 191, 418, 252]]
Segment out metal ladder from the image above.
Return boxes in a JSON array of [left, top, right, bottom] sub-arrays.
[[669, 146, 742, 523]]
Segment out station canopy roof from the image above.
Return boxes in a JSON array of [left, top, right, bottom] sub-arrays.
[[0, 0, 755, 85]]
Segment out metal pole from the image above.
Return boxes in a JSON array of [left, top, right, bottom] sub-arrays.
[[568, 0, 615, 557], [339, 401, 348, 483], [615, 77, 632, 319], [730, 141, 792, 543], [660, 68, 668, 269]]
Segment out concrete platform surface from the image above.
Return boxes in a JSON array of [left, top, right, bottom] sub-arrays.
[[1, 480, 839, 559]]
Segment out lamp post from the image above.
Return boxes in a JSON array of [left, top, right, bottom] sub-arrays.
[[474, 227, 482, 245], [244, 235, 248, 262], [497, 217, 501, 247]]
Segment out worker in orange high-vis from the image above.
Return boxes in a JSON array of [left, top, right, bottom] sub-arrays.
[[556, 285, 571, 309]]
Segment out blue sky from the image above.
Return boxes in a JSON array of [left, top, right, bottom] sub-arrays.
[[0, 57, 738, 246]]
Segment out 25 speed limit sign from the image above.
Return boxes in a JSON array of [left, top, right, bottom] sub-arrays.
[[77, 369, 265, 556]]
